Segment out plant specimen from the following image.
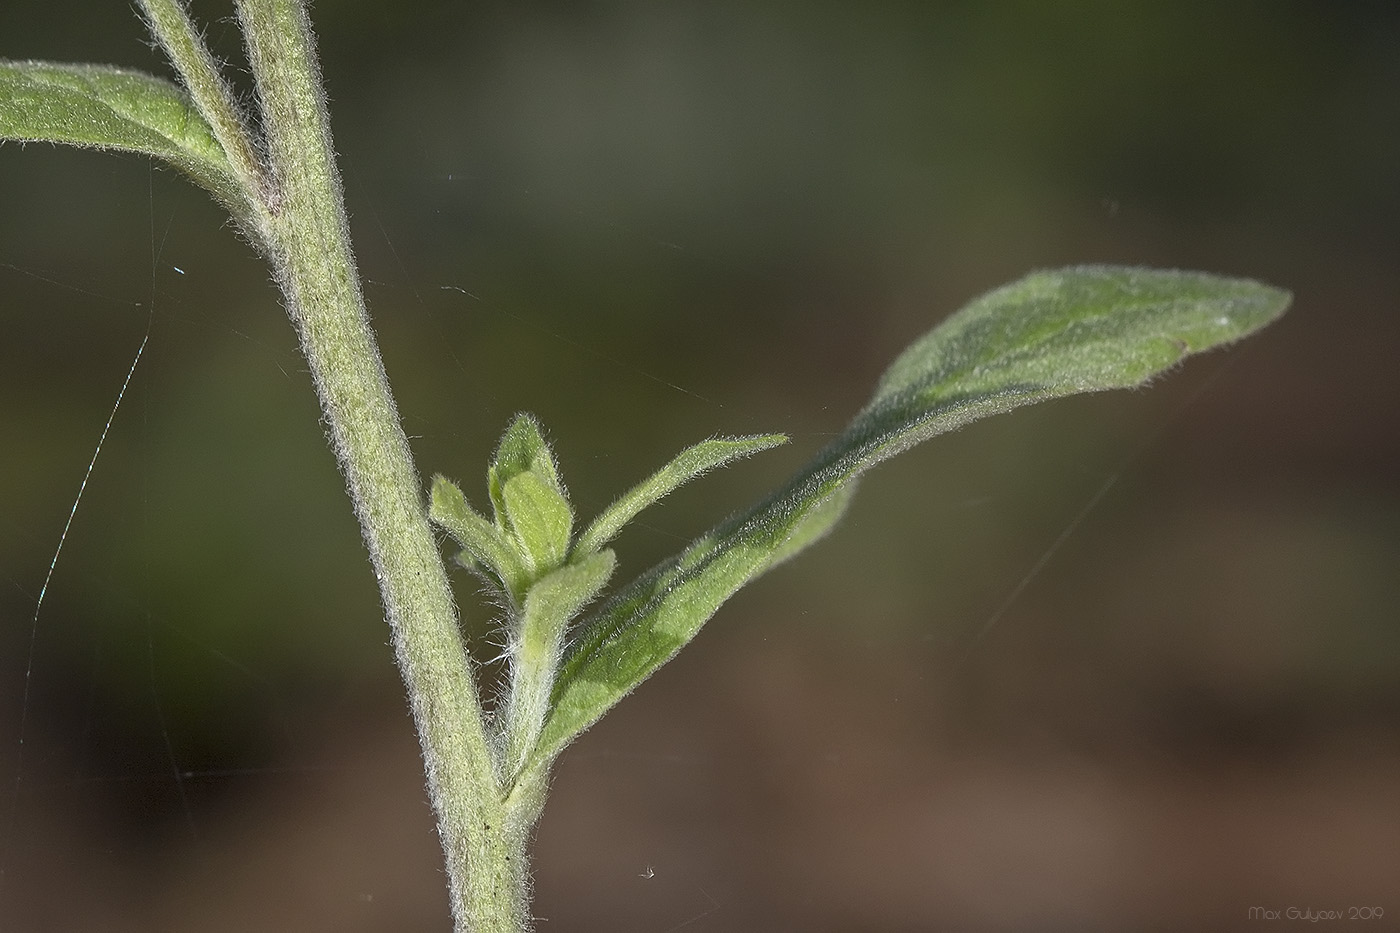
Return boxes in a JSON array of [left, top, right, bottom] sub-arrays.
[[0, 2, 1289, 929]]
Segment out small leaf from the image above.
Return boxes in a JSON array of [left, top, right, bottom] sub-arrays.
[[519, 551, 617, 647], [429, 474, 528, 598], [522, 266, 1290, 781], [573, 433, 788, 558], [0, 60, 248, 215], [502, 550, 617, 776], [488, 414, 564, 530], [501, 470, 573, 574]]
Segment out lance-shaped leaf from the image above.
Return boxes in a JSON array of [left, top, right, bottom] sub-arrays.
[[429, 474, 530, 600], [572, 433, 789, 558], [501, 550, 617, 777], [489, 414, 565, 531], [519, 552, 618, 652], [501, 470, 572, 575], [520, 266, 1291, 782], [0, 60, 249, 217]]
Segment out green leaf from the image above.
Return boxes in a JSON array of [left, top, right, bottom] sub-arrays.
[[519, 551, 617, 648], [501, 549, 617, 777], [758, 480, 859, 572], [429, 474, 529, 598], [573, 433, 788, 558], [488, 414, 565, 531], [524, 266, 1290, 781], [501, 470, 573, 574], [0, 60, 248, 214], [861, 265, 1290, 460]]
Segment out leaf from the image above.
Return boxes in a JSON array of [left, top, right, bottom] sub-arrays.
[[523, 266, 1290, 780], [757, 480, 858, 572], [572, 433, 788, 558], [0, 60, 248, 214], [488, 413, 565, 531], [429, 474, 529, 598], [502, 549, 617, 776], [501, 471, 573, 574], [519, 551, 617, 652]]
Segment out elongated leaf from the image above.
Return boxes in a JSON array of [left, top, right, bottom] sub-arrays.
[[572, 433, 788, 558], [501, 470, 573, 574], [489, 413, 564, 530], [501, 548, 618, 778], [429, 474, 529, 598], [524, 266, 1290, 780], [519, 551, 618, 652], [0, 60, 247, 213]]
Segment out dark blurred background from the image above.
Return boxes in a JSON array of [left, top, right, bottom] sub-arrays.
[[2, 1, 1398, 930]]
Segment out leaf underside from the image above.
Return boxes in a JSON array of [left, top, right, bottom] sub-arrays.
[[0, 60, 245, 211], [525, 265, 1291, 780]]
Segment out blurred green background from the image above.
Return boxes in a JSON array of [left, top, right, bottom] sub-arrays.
[[3, 1, 1398, 929]]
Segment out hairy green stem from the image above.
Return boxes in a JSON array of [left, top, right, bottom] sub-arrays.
[[502, 608, 567, 783], [201, 1, 532, 928], [136, 0, 269, 214]]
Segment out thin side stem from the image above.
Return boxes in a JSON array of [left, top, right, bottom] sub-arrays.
[[137, 0, 271, 215], [230, 0, 529, 928], [501, 616, 560, 781]]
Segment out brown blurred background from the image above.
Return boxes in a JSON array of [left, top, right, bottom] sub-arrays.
[[2, 1, 1398, 930]]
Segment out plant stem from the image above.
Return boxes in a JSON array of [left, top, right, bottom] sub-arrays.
[[136, 0, 270, 215], [209, 1, 529, 928]]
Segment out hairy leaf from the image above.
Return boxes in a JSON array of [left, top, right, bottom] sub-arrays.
[[0, 60, 247, 213], [501, 470, 572, 574], [489, 413, 564, 530], [519, 551, 618, 651], [429, 474, 529, 599], [573, 433, 788, 558], [501, 548, 617, 778], [524, 266, 1291, 779]]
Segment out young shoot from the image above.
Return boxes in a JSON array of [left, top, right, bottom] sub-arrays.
[[430, 417, 786, 781]]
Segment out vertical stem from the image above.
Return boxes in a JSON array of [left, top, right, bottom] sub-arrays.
[[229, 1, 530, 928], [136, 0, 269, 210]]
